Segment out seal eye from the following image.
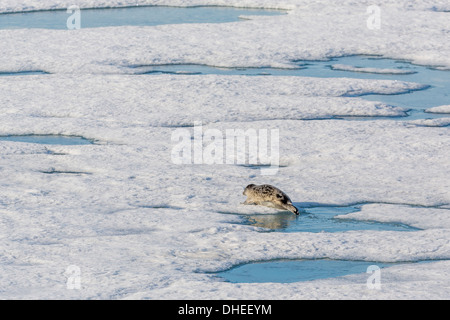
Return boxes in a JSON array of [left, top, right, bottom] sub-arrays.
[[276, 194, 283, 199]]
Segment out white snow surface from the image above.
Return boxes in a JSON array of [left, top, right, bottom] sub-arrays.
[[330, 64, 416, 75], [1, 0, 450, 73], [1, 115, 449, 299], [0, 74, 417, 129], [1, 0, 450, 300], [335, 204, 450, 230], [425, 105, 450, 114], [406, 118, 450, 128]]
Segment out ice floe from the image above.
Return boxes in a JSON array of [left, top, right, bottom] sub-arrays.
[[425, 105, 450, 114], [406, 118, 450, 127], [335, 203, 450, 230], [331, 64, 416, 75]]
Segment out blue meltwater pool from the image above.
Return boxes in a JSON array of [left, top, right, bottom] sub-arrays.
[[0, 6, 285, 29]]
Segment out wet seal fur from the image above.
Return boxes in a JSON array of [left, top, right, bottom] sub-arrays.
[[243, 184, 299, 215]]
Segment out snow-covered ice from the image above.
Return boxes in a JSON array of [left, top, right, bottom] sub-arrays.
[[406, 118, 450, 127], [0, 74, 420, 131], [1, 0, 450, 73], [1, 116, 449, 299], [0, 0, 449, 300], [425, 105, 450, 114], [336, 203, 450, 230], [330, 64, 416, 75]]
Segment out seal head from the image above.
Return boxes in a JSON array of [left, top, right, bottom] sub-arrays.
[[243, 184, 299, 215]]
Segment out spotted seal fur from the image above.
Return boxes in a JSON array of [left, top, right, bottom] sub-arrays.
[[243, 184, 299, 215]]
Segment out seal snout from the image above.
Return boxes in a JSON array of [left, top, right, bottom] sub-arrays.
[[285, 203, 299, 216]]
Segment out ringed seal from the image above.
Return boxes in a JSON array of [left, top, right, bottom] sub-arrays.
[[243, 184, 299, 215]]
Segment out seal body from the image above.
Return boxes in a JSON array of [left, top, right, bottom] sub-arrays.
[[243, 184, 299, 215]]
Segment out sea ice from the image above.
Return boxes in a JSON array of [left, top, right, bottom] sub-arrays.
[[406, 118, 450, 127], [335, 203, 450, 230], [0, 74, 421, 133], [425, 105, 450, 114], [1, 117, 449, 299], [330, 64, 416, 75], [1, 0, 450, 73], [0, 0, 449, 300]]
